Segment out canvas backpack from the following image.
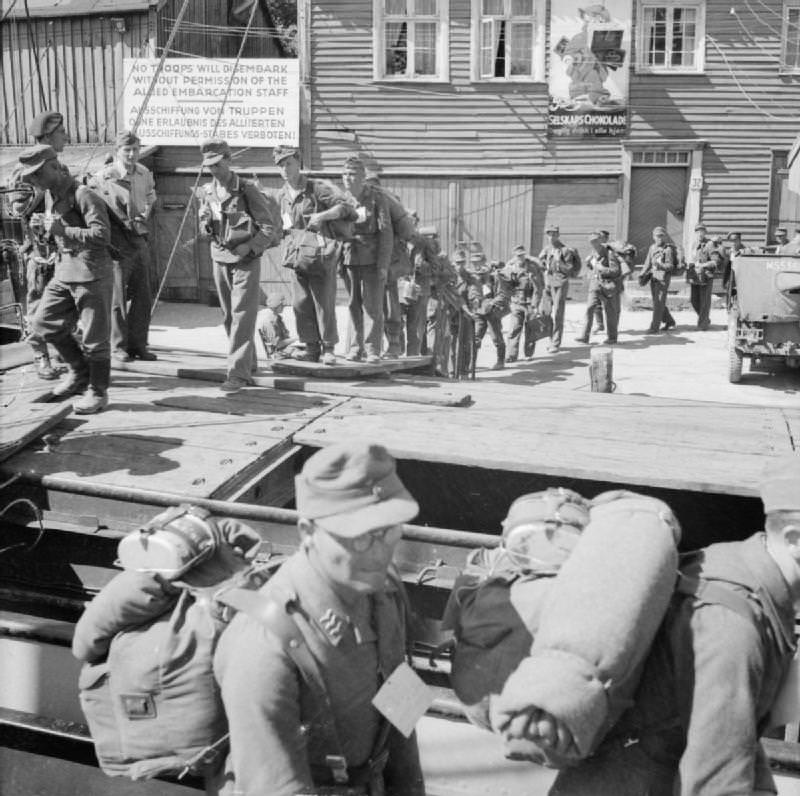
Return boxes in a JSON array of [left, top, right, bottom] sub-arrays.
[[372, 185, 416, 278], [72, 506, 300, 782]]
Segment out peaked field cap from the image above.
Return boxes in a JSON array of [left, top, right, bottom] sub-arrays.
[[273, 145, 298, 164], [295, 441, 419, 536], [200, 138, 231, 165], [589, 229, 604, 242], [775, 227, 788, 234], [652, 225, 667, 235], [452, 250, 467, 263], [545, 224, 559, 234], [694, 223, 707, 231], [418, 224, 438, 237], [759, 455, 800, 513], [513, 244, 526, 254], [18, 144, 57, 175], [115, 129, 140, 148], [727, 231, 741, 240], [342, 154, 366, 172], [265, 291, 285, 310], [28, 110, 64, 139]]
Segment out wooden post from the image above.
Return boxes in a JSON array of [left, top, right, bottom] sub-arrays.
[[590, 346, 614, 392]]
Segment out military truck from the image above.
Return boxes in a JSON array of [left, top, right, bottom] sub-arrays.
[[727, 253, 800, 382]]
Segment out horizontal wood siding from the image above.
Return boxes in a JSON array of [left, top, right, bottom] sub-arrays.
[[310, 0, 621, 174], [374, 177, 453, 249], [628, 0, 800, 246], [1, 13, 154, 145]]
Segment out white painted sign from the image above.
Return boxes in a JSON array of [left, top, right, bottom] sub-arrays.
[[122, 58, 299, 147]]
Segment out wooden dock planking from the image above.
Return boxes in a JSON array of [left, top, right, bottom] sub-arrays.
[[1, 371, 346, 504], [294, 387, 797, 498]]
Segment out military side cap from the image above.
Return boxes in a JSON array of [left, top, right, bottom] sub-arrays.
[[418, 225, 438, 237], [775, 227, 788, 235], [726, 231, 741, 240], [452, 250, 467, 264], [265, 291, 285, 310], [17, 144, 57, 176], [600, 229, 610, 237], [545, 224, 559, 234], [759, 455, 800, 513], [342, 154, 365, 172], [588, 230, 603, 242], [273, 145, 298, 165], [200, 138, 231, 166], [694, 223, 707, 231], [513, 244, 526, 255], [652, 226, 666, 235], [28, 110, 64, 139], [295, 442, 419, 537], [115, 129, 140, 148]]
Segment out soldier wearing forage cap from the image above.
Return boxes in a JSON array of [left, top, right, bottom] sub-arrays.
[[211, 441, 426, 796], [6, 111, 71, 379], [89, 129, 157, 363], [20, 145, 114, 414], [686, 223, 718, 331], [400, 224, 438, 356], [575, 231, 622, 345], [198, 139, 278, 393], [274, 146, 357, 365], [522, 453, 800, 795], [639, 226, 677, 334], [538, 225, 580, 353], [503, 245, 544, 363], [339, 155, 393, 363]]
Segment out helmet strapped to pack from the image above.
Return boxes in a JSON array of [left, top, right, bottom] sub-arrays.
[[117, 504, 223, 579]]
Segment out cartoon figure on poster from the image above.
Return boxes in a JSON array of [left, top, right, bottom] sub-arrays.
[[548, 2, 630, 137]]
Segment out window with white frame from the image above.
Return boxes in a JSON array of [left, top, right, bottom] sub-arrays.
[[782, 2, 800, 72], [373, 0, 449, 81], [472, 0, 545, 81], [636, 2, 705, 73]]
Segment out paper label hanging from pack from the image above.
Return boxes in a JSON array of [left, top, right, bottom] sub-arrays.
[[282, 212, 293, 230], [770, 652, 800, 728], [372, 661, 434, 738]]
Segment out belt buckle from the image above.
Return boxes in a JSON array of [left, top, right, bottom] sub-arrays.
[[325, 754, 349, 784]]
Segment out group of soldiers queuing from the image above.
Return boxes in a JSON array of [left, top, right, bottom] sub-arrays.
[[7, 111, 800, 411]]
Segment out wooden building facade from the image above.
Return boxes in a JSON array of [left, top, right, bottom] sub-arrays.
[[302, 0, 800, 261]]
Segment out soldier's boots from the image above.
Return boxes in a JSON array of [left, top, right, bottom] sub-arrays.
[[51, 368, 90, 397], [73, 387, 109, 415], [34, 353, 60, 381]]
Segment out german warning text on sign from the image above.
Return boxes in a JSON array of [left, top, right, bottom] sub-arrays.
[[122, 58, 299, 147]]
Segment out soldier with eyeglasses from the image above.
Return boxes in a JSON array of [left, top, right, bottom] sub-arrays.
[[211, 441, 426, 796]]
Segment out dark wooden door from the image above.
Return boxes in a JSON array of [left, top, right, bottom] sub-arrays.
[[629, 168, 687, 262]]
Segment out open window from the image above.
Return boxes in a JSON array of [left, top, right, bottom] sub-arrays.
[[373, 0, 449, 81], [782, 2, 800, 73]]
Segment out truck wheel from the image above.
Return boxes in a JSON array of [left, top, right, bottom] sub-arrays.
[[728, 314, 743, 383]]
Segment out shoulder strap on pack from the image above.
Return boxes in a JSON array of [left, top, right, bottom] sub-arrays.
[[217, 587, 348, 769], [676, 572, 760, 624]]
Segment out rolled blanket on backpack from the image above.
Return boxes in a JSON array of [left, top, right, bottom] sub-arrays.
[[490, 490, 682, 765]]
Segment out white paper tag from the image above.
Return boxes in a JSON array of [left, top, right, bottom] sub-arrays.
[[355, 206, 367, 223], [770, 653, 800, 727], [371, 661, 434, 738], [282, 212, 293, 230]]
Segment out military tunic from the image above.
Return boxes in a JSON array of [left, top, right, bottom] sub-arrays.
[[640, 242, 677, 332], [578, 246, 622, 343], [503, 256, 544, 361], [276, 176, 356, 356], [538, 243, 579, 349], [212, 550, 425, 796], [687, 238, 718, 331], [90, 160, 157, 358]]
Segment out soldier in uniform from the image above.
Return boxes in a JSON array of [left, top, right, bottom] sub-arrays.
[[575, 231, 622, 345], [8, 111, 71, 379], [539, 225, 580, 353], [777, 228, 800, 255], [400, 225, 438, 356], [639, 226, 677, 334], [198, 139, 277, 393], [89, 130, 157, 363], [773, 226, 789, 253], [274, 146, 357, 365], [211, 441, 426, 796], [257, 291, 297, 360], [464, 251, 508, 371], [340, 156, 393, 364], [721, 231, 751, 290], [512, 454, 800, 796], [686, 224, 717, 331], [504, 244, 544, 363], [21, 145, 114, 414]]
